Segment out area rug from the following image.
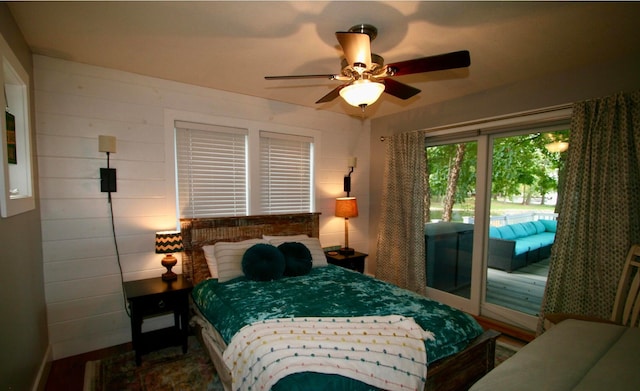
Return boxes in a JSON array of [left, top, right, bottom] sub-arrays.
[[83, 336, 223, 391], [494, 340, 521, 366], [84, 335, 518, 389]]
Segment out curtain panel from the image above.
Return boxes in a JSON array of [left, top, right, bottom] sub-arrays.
[[541, 90, 640, 331], [376, 131, 427, 295]]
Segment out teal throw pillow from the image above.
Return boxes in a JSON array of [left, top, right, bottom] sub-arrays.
[[242, 243, 285, 281], [278, 242, 312, 277]]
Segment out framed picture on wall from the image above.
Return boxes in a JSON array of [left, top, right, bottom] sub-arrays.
[[6, 111, 16, 164]]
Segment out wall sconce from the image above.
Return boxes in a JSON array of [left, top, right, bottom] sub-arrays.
[[335, 197, 358, 255], [98, 135, 117, 197], [155, 231, 184, 281], [343, 157, 357, 196]]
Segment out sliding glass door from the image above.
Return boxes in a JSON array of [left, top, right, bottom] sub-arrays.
[[482, 128, 568, 328], [425, 141, 477, 300], [424, 114, 570, 331]]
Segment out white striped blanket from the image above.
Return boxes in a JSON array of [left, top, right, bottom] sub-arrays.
[[223, 315, 434, 391]]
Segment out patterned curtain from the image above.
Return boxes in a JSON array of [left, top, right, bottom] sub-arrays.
[[376, 131, 427, 295], [540, 90, 640, 331]]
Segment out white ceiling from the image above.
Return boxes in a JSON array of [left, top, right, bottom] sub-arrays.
[[8, 1, 640, 119]]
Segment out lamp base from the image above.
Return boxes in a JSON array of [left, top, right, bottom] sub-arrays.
[[161, 254, 178, 281], [338, 247, 355, 255]]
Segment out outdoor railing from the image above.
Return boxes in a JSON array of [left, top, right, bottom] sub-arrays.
[[462, 212, 557, 226]]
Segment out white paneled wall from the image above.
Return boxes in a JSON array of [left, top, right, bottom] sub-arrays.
[[35, 55, 370, 359]]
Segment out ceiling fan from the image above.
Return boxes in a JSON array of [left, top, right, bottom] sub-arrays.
[[265, 24, 471, 111]]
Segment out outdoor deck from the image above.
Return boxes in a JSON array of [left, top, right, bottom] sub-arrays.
[[486, 258, 549, 316]]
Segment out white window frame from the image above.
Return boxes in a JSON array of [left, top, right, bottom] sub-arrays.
[[0, 34, 34, 218]]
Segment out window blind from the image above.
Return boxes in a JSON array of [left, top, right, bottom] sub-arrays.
[[175, 121, 248, 218], [259, 131, 313, 214]]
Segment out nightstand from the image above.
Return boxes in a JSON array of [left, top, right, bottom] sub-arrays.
[[123, 274, 193, 365], [325, 251, 367, 273]]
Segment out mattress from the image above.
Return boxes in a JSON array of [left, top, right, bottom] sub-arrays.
[[191, 265, 484, 390]]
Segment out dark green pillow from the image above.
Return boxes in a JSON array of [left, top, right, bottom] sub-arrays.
[[242, 243, 285, 281], [278, 242, 312, 277]]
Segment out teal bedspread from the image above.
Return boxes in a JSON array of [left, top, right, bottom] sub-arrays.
[[192, 265, 483, 365]]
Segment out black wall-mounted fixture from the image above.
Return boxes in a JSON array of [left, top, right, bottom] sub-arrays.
[[100, 167, 117, 193], [99, 135, 117, 195], [343, 157, 357, 197]]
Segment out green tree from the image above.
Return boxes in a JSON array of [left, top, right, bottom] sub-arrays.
[[427, 142, 477, 221], [492, 131, 568, 204], [426, 129, 568, 219]]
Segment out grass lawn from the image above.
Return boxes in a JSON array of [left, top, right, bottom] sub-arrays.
[[430, 199, 556, 222]]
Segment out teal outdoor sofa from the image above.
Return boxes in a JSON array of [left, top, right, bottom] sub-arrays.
[[487, 220, 557, 272]]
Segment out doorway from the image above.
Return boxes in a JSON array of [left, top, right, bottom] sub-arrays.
[[424, 120, 570, 330]]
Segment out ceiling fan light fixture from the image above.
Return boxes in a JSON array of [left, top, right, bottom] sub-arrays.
[[339, 79, 385, 108]]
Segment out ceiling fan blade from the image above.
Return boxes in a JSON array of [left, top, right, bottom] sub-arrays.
[[383, 79, 421, 100], [315, 85, 346, 104], [336, 32, 371, 69], [387, 50, 470, 77], [265, 74, 338, 80]]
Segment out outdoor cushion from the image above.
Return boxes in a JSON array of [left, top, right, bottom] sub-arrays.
[[510, 223, 529, 238], [540, 219, 558, 232], [522, 222, 538, 236], [514, 240, 532, 256], [532, 220, 546, 234], [497, 225, 517, 240], [536, 232, 556, 246]]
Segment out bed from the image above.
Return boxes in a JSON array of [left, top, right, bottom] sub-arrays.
[[181, 213, 499, 391]]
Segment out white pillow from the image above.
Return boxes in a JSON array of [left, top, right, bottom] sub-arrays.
[[202, 245, 218, 279], [215, 239, 269, 283], [262, 234, 309, 241], [267, 236, 327, 268]]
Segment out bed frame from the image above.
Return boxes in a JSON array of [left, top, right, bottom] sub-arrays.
[[180, 213, 499, 391]]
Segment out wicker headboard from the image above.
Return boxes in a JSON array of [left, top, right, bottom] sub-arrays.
[[180, 213, 320, 284]]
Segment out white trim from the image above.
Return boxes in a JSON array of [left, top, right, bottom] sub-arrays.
[[174, 120, 248, 135], [424, 104, 573, 137], [32, 344, 52, 391]]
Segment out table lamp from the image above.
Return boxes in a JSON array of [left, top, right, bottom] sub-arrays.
[[155, 231, 184, 281], [335, 197, 358, 255]]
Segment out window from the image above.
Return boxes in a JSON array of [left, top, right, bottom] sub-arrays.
[[174, 121, 314, 218], [175, 121, 248, 218], [0, 35, 34, 218], [260, 131, 313, 214]]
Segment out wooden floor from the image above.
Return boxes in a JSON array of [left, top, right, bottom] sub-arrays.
[[45, 342, 131, 391]]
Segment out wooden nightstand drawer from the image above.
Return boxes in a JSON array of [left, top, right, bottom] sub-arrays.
[[133, 292, 184, 316]]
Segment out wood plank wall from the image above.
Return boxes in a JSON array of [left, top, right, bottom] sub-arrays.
[[34, 55, 370, 359]]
